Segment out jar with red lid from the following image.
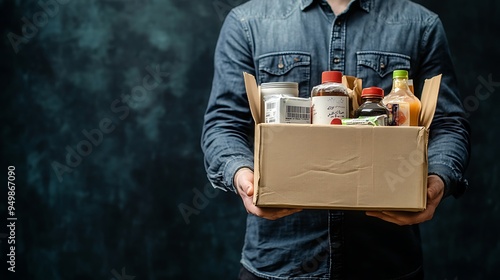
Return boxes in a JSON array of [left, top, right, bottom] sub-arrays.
[[311, 71, 349, 125], [355, 87, 389, 125]]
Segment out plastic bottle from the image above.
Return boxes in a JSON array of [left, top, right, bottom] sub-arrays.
[[382, 70, 421, 126], [355, 87, 389, 125], [311, 71, 349, 125]]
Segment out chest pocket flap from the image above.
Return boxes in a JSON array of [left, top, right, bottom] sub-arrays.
[[258, 52, 311, 97], [356, 51, 411, 78]]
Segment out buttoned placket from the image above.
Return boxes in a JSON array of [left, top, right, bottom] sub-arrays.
[[329, 15, 346, 72], [328, 210, 344, 279], [327, 9, 347, 279]]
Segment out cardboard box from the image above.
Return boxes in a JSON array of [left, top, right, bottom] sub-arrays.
[[243, 72, 441, 211]]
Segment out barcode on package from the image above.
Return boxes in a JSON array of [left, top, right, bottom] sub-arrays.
[[286, 106, 310, 120]]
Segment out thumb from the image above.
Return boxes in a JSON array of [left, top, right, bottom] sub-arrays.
[[428, 176, 444, 198], [244, 179, 254, 196], [235, 168, 254, 196]]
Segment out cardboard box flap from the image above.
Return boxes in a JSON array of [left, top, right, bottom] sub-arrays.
[[419, 74, 442, 129], [343, 75, 363, 116], [243, 72, 261, 124]]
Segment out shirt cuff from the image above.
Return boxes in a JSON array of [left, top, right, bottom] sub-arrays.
[[223, 156, 254, 193]]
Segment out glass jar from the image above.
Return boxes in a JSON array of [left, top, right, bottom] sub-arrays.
[[311, 71, 349, 125], [355, 87, 389, 125]]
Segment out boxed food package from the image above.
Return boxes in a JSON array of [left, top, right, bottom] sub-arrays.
[[243, 72, 441, 211], [264, 95, 311, 124]]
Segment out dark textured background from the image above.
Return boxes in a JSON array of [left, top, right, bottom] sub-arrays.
[[0, 0, 498, 279]]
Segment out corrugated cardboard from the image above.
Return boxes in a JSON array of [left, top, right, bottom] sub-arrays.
[[243, 72, 441, 211]]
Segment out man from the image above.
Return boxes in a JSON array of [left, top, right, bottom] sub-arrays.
[[201, 0, 470, 278]]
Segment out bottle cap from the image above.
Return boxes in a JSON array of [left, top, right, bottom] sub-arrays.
[[361, 87, 384, 98], [393, 70, 409, 79], [322, 71, 343, 83]]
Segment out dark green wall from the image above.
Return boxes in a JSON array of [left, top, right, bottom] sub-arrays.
[[0, 0, 498, 279]]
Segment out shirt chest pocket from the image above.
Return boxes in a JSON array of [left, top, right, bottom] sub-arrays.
[[356, 51, 411, 89], [258, 52, 311, 97]]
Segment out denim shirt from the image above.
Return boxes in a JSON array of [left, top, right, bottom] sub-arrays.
[[201, 0, 470, 278]]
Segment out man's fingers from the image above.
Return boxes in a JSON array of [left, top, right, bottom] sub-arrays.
[[366, 212, 406, 226], [242, 196, 302, 220], [366, 175, 445, 226], [235, 168, 301, 220], [366, 211, 415, 226], [252, 206, 302, 220], [366, 209, 434, 226]]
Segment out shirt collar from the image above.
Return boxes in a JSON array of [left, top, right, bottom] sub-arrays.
[[300, 0, 372, 13], [299, 0, 315, 10]]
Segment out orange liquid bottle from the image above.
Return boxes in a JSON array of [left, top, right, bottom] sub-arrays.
[[408, 79, 414, 94], [382, 70, 421, 126]]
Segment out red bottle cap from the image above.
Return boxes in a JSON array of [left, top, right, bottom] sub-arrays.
[[330, 118, 342, 125], [322, 71, 343, 83], [361, 87, 384, 98]]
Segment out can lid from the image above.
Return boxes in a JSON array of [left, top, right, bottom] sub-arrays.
[[322, 71, 343, 83], [393, 70, 409, 79], [261, 82, 298, 89], [362, 87, 384, 98]]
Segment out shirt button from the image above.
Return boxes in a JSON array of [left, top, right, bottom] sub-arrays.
[[333, 58, 341, 64], [380, 63, 386, 69], [278, 63, 284, 69], [336, 20, 342, 26]]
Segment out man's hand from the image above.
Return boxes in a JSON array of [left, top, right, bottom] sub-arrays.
[[234, 168, 302, 220], [365, 175, 445, 225]]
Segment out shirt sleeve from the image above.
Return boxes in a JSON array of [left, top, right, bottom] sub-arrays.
[[415, 15, 471, 198], [201, 10, 255, 193]]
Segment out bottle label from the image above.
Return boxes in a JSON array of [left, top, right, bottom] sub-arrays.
[[311, 96, 348, 124], [386, 102, 410, 126]]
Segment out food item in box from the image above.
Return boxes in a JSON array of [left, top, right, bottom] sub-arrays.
[[261, 82, 298, 99], [260, 82, 299, 121], [311, 71, 350, 124], [355, 87, 390, 122], [383, 70, 421, 126], [264, 95, 311, 124], [331, 115, 387, 126]]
